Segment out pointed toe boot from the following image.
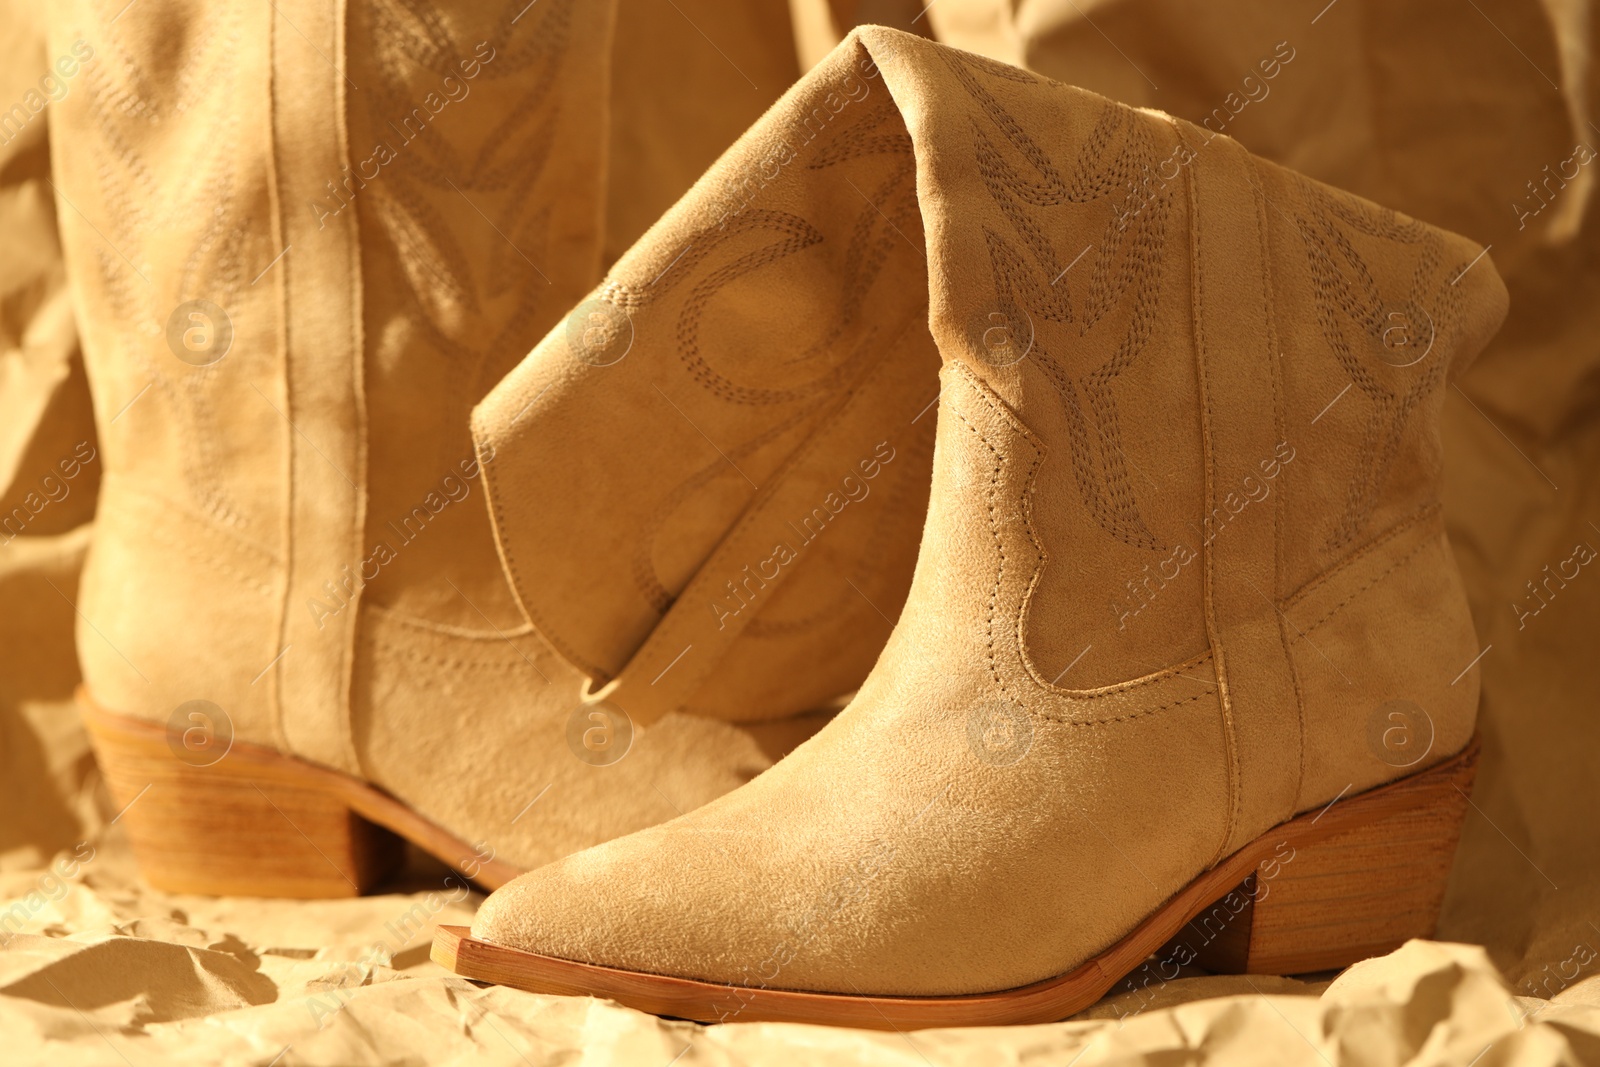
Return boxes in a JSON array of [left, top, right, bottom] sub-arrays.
[[437, 27, 1508, 1026]]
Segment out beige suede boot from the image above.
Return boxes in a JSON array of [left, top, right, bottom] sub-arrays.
[[57, 1, 912, 897], [467, 46, 940, 731], [439, 28, 1509, 1025]]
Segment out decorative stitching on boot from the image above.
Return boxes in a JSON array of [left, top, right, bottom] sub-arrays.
[[944, 392, 1016, 706], [1298, 532, 1440, 637], [1283, 501, 1442, 610], [947, 364, 1220, 725], [1286, 174, 1464, 554], [962, 72, 1169, 552], [1060, 687, 1210, 726], [613, 301, 938, 715]]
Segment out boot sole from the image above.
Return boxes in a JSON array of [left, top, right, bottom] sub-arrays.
[[431, 737, 1478, 1028], [81, 690, 522, 897]]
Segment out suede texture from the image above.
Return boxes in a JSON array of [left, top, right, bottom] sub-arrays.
[[52, 0, 837, 874], [470, 36, 942, 726], [473, 27, 1508, 995]]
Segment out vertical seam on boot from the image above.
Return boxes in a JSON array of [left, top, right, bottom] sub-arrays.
[[337, 0, 366, 775], [1180, 121, 1243, 867], [1248, 154, 1307, 818], [263, 4, 293, 756]]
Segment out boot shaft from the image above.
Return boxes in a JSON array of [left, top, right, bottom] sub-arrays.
[[867, 28, 1505, 841], [50, 0, 611, 768]]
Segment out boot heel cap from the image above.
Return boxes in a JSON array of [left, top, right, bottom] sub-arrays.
[[1173, 741, 1479, 975], [83, 696, 402, 898]]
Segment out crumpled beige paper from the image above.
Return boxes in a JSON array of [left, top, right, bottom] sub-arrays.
[[5, 830, 1600, 1066]]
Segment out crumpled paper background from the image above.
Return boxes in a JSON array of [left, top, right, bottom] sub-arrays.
[[5, 0, 1600, 1064], [6, 833, 1600, 1066]]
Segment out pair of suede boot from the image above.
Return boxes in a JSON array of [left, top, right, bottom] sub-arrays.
[[68, 19, 1504, 1026]]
